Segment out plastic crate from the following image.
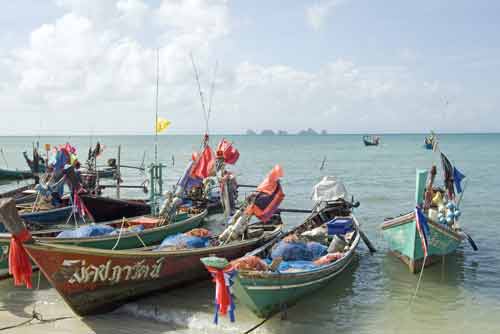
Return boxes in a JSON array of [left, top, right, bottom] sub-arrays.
[[326, 217, 353, 235]]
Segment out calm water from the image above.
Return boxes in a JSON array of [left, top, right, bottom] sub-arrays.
[[0, 134, 499, 334]]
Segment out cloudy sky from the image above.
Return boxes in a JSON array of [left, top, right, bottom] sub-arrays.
[[0, 0, 498, 135]]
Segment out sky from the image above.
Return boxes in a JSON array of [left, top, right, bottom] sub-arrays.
[[0, 0, 498, 135]]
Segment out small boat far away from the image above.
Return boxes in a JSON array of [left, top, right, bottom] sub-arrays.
[[363, 135, 380, 146], [424, 131, 437, 150]]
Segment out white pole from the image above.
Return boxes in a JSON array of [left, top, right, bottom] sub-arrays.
[[154, 48, 160, 166]]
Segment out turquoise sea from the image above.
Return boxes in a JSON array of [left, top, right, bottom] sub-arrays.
[[0, 134, 498, 334]]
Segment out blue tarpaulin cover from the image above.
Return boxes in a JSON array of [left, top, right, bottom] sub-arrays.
[[57, 224, 115, 238]]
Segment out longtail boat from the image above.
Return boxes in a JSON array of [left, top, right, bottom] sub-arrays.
[[0, 208, 207, 279], [79, 195, 150, 222], [0, 184, 37, 204], [363, 135, 380, 146], [19, 205, 73, 225], [381, 154, 475, 273], [203, 176, 371, 320], [0, 197, 280, 316]]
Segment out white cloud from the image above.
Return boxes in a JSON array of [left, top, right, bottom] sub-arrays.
[[306, 0, 346, 31], [0, 0, 494, 135]]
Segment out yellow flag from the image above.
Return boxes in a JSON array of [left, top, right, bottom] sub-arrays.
[[156, 118, 171, 133]]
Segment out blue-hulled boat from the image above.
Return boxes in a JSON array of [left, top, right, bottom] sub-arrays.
[[424, 131, 437, 150], [20, 206, 73, 225]]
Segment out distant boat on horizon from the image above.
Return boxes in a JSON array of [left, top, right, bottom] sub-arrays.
[[363, 135, 380, 146]]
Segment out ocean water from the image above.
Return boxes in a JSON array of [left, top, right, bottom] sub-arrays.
[[0, 134, 499, 334]]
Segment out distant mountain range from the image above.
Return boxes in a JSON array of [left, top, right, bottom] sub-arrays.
[[245, 128, 328, 135]]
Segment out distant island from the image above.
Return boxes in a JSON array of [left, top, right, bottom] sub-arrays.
[[245, 128, 328, 135]]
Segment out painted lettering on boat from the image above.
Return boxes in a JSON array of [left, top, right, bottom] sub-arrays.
[[61, 258, 165, 284]]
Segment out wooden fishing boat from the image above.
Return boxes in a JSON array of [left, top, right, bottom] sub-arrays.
[[424, 131, 437, 150], [0, 209, 207, 279], [0, 184, 37, 204], [19, 205, 73, 225], [381, 211, 465, 273], [227, 199, 362, 319], [363, 135, 380, 146], [0, 197, 280, 316], [79, 194, 150, 222], [381, 161, 473, 273], [0, 168, 33, 181], [95, 167, 115, 178]]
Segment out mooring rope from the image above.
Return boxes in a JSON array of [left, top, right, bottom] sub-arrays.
[[0, 269, 74, 331], [409, 254, 427, 305]]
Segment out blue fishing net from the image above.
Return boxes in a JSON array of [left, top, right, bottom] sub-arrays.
[[156, 233, 209, 250], [109, 224, 145, 235], [271, 241, 313, 261], [270, 241, 328, 261], [56, 224, 115, 238], [307, 242, 328, 259], [264, 258, 318, 272]]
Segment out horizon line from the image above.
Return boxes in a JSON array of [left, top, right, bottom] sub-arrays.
[[0, 131, 498, 137]]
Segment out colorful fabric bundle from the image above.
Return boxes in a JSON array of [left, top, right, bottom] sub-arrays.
[[204, 264, 237, 324], [9, 229, 33, 288]]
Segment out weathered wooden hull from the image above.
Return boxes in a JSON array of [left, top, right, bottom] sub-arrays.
[[22, 224, 281, 316], [80, 195, 150, 222], [20, 206, 73, 225], [0, 168, 33, 181], [234, 245, 358, 318], [0, 184, 37, 204], [95, 168, 115, 178], [381, 212, 465, 273], [0, 210, 207, 279]]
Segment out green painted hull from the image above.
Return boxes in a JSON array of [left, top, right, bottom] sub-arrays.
[[382, 212, 464, 272], [233, 232, 360, 318], [0, 210, 207, 278]]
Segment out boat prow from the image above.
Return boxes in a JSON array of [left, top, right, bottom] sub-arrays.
[[381, 212, 465, 273]]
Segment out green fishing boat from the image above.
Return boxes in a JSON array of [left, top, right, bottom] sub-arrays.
[[381, 154, 475, 273], [213, 177, 372, 319], [381, 211, 464, 273], [0, 209, 207, 278]]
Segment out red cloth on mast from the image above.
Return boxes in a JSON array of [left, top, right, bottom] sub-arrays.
[[8, 229, 33, 289], [191, 146, 215, 179], [216, 139, 240, 165]]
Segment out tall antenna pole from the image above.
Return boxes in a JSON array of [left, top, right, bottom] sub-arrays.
[[154, 48, 160, 165]]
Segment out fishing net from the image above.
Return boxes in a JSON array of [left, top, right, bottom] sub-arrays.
[[157, 233, 209, 250], [313, 252, 344, 266], [230, 256, 268, 271], [56, 224, 115, 238], [185, 228, 211, 237]]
